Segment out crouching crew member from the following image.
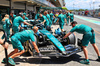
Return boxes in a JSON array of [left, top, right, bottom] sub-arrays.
[[12, 14, 32, 34], [63, 21, 100, 65], [2, 26, 41, 65]]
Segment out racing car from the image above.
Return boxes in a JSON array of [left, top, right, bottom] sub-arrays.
[[21, 20, 82, 57]]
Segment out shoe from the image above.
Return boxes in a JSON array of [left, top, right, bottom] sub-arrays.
[[8, 57, 16, 66], [38, 53, 43, 57], [1, 58, 6, 63], [96, 56, 100, 62], [80, 59, 90, 65]]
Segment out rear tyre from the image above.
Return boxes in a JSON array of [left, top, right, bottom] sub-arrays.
[[68, 33, 76, 45], [60, 33, 76, 46]]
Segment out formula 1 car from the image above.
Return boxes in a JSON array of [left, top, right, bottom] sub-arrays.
[[21, 20, 82, 57]]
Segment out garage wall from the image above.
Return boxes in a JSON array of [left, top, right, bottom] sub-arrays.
[[0, 0, 25, 10], [27, 6, 33, 11], [12, 2, 25, 10], [0, 0, 36, 12], [0, 0, 9, 6]]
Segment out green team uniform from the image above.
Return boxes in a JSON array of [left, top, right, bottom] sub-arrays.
[[70, 13, 74, 22], [40, 15, 49, 28], [54, 18, 58, 24], [12, 16, 24, 33], [64, 13, 70, 24], [58, 14, 65, 29], [2, 19, 11, 41], [35, 13, 40, 20], [23, 13, 29, 20], [23, 13, 26, 16], [46, 14, 52, 27], [10, 15, 16, 22], [50, 13, 54, 23], [24, 16, 29, 20], [70, 24, 95, 46], [11, 30, 35, 50]]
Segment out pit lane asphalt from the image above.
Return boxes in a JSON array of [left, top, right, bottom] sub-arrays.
[[0, 15, 100, 66]]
